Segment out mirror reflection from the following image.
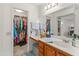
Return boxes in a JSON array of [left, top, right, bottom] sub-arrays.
[[57, 14, 75, 38]]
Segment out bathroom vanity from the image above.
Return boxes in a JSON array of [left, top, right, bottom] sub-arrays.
[[38, 40, 71, 56], [30, 36, 79, 56]]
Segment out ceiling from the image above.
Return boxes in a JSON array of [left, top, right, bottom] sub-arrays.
[[31, 3, 47, 7]]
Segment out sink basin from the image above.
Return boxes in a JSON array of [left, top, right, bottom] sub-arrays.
[[42, 37, 62, 42], [53, 41, 70, 48], [48, 41, 53, 43], [42, 37, 71, 48]]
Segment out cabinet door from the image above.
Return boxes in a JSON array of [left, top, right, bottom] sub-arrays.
[[38, 41, 45, 56], [38, 47, 44, 55], [39, 41, 44, 49], [56, 52, 65, 56], [56, 51, 70, 56], [45, 45, 55, 56]]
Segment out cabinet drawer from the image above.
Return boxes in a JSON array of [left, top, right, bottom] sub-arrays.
[[56, 49, 71, 56]]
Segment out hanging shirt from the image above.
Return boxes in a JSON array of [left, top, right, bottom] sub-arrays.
[[23, 18, 27, 29], [20, 18, 23, 30], [13, 21, 18, 39], [13, 24, 16, 39]]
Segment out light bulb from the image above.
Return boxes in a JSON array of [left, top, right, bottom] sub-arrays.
[[44, 6, 47, 10], [48, 4, 51, 9], [15, 9, 24, 13], [51, 3, 55, 7], [61, 22, 63, 25]]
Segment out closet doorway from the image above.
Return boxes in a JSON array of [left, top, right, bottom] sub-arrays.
[[12, 8, 28, 56]]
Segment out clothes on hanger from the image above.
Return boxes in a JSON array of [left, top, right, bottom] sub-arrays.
[[23, 17, 27, 30], [13, 15, 28, 46], [20, 18, 23, 30]]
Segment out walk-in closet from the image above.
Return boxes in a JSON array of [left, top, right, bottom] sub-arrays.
[[13, 8, 28, 56]]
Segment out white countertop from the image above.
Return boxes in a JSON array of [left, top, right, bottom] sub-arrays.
[[30, 34, 40, 40], [40, 37, 79, 56]]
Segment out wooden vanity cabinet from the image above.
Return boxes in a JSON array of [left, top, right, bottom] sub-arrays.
[[38, 40, 71, 56], [56, 49, 71, 56], [30, 36, 71, 56], [45, 45, 56, 56], [38, 41, 45, 56], [56, 51, 66, 56], [38, 41, 56, 56]]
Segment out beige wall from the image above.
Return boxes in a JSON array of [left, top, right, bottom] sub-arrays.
[[0, 3, 40, 56]]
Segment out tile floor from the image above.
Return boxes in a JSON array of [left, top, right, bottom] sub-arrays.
[[13, 44, 28, 56], [13, 44, 35, 56]]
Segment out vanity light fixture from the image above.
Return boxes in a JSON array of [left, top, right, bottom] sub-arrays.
[[44, 3, 58, 10], [47, 4, 51, 9], [15, 9, 24, 13], [51, 3, 58, 7], [51, 3, 55, 7], [44, 6, 47, 10]]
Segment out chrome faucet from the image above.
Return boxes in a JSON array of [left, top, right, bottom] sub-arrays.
[[72, 34, 76, 47], [72, 38, 76, 47]]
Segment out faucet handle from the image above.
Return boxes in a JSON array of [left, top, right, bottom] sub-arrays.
[[74, 34, 79, 40], [73, 34, 76, 38], [77, 35, 79, 39]]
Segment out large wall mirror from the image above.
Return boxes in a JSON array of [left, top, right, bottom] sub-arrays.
[[57, 14, 75, 38]]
